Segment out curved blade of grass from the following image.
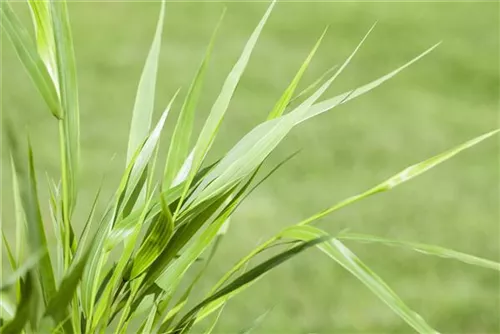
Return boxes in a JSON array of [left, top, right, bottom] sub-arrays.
[[126, 0, 166, 163], [163, 9, 225, 189], [339, 232, 500, 271], [172, 237, 328, 333], [303, 42, 441, 124], [189, 25, 374, 208], [266, 27, 328, 120], [298, 129, 500, 226], [0, 1, 62, 119], [281, 225, 438, 334], [176, 0, 276, 216]]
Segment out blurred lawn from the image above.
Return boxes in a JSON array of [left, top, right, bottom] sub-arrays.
[[1, 1, 499, 333]]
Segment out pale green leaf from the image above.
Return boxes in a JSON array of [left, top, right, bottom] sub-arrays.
[[176, 0, 276, 215], [298, 129, 500, 226], [122, 90, 179, 216], [267, 27, 328, 120], [126, 0, 166, 162], [303, 43, 441, 124], [0, 1, 62, 118], [163, 9, 225, 189], [189, 24, 375, 207], [27, 0, 58, 86], [339, 232, 500, 271]]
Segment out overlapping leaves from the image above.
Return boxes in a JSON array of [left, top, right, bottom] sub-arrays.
[[1, 1, 498, 334]]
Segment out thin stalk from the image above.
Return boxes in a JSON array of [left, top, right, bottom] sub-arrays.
[[58, 121, 72, 271]]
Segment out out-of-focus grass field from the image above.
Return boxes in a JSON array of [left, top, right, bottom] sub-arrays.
[[2, 1, 499, 333]]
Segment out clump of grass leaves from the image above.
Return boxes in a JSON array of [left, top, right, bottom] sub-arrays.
[[1, 1, 498, 333]]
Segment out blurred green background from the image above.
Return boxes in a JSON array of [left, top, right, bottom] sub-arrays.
[[2, 1, 499, 333]]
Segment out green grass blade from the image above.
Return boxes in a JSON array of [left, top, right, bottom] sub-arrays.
[[281, 225, 438, 334], [163, 9, 225, 190], [46, 176, 66, 285], [171, 150, 194, 187], [339, 232, 500, 271], [1, 230, 17, 271], [189, 25, 374, 207], [27, 0, 58, 86], [190, 72, 335, 207], [122, 90, 179, 215], [304, 43, 441, 123], [74, 181, 103, 261], [11, 159, 26, 272], [173, 237, 328, 333], [0, 1, 62, 119], [126, 0, 166, 162], [324, 240, 438, 333], [266, 27, 327, 120], [130, 212, 174, 279], [298, 129, 499, 226], [176, 0, 276, 214]]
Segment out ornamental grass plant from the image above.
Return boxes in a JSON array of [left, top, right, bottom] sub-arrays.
[[0, 1, 498, 333]]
